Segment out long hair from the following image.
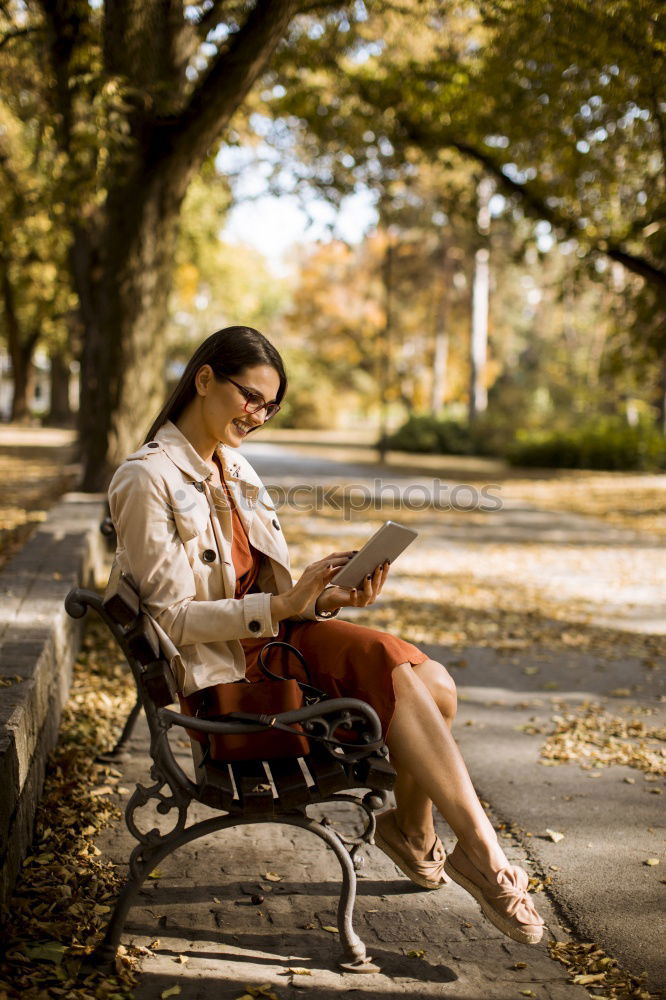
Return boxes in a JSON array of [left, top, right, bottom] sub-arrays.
[[144, 326, 287, 443]]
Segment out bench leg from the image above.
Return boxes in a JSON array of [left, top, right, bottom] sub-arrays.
[[89, 812, 379, 974], [287, 814, 380, 974], [96, 696, 142, 763]]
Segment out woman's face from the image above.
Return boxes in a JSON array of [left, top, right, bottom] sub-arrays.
[[198, 363, 281, 448]]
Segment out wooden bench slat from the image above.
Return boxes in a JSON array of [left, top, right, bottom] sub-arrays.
[[232, 760, 275, 816], [352, 755, 396, 792], [125, 612, 160, 665], [306, 750, 350, 797], [267, 757, 311, 810], [102, 562, 140, 626], [140, 658, 178, 707]]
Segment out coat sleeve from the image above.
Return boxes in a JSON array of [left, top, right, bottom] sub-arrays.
[[108, 460, 278, 645]]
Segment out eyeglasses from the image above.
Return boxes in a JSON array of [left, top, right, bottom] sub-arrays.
[[220, 375, 281, 420]]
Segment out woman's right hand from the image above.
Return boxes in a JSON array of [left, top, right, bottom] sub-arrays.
[[270, 551, 355, 621]]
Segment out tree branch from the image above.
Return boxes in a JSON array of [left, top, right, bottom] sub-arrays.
[[403, 123, 666, 293], [0, 25, 43, 51], [150, 0, 304, 184]]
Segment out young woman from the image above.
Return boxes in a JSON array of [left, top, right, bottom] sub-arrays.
[[108, 326, 544, 946]]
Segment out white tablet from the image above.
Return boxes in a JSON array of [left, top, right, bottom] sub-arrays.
[[331, 520, 418, 590]]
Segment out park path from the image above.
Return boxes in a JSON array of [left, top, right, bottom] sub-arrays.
[[94, 437, 665, 999]]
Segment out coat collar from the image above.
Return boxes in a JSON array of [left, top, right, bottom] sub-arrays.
[[154, 420, 261, 497]]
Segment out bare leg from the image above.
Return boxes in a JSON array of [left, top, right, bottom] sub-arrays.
[[393, 659, 456, 854], [387, 662, 507, 874]]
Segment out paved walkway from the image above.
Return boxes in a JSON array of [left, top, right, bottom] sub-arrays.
[[99, 716, 589, 1000], [97, 437, 665, 997]]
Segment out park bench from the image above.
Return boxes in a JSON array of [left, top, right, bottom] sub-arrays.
[[65, 566, 396, 974]]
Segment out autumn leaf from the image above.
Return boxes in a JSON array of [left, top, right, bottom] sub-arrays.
[[545, 829, 565, 843], [644, 858, 660, 866], [161, 988, 181, 999], [263, 872, 283, 882], [322, 925, 339, 933]]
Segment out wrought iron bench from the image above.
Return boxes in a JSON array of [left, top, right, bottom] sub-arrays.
[[65, 570, 396, 973]]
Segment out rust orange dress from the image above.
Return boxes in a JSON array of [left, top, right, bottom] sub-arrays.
[[225, 482, 428, 738]]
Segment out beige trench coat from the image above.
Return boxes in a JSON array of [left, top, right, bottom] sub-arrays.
[[108, 420, 335, 696]]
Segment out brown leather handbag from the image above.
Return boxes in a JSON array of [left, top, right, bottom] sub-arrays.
[[193, 641, 328, 762]]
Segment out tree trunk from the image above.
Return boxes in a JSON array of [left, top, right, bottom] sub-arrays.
[[431, 238, 451, 413], [78, 170, 184, 490], [469, 177, 492, 422], [9, 342, 36, 423], [657, 352, 666, 435], [48, 347, 72, 424], [0, 250, 39, 423]]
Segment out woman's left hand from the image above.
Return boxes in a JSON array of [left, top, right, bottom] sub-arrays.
[[316, 561, 391, 614]]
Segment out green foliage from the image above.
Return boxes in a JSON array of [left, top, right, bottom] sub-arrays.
[[507, 419, 666, 471], [385, 414, 474, 454], [386, 412, 666, 471]]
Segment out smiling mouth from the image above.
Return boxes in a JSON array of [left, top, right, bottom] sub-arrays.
[[232, 419, 254, 436]]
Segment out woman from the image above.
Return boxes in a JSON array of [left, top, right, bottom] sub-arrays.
[[108, 326, 544, 946]]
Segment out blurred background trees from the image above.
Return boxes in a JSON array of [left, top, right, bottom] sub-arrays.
[[0, 0, 664, 475]]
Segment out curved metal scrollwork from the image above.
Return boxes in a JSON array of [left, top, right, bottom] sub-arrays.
[[125, 760, 192, 853]]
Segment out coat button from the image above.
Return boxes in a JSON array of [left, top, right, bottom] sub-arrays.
[[248, 619, 261, 633], [202, 549, 216, 563], [147, 442, 159, 448], [194, 481, 205, 492], [272, 519, 281, 531]]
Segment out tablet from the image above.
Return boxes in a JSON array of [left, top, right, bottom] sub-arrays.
[[331, 520, 418, 590]]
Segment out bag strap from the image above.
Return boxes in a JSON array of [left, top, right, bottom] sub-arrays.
[[257, 640, 329, 703], [215, 709, 385, 753]]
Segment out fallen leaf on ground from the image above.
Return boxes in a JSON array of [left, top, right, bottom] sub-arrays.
[[161, 988, 181, 999], [644, 858, 660, 866], [286, 968, 312, 975], [407, 949, 426, 958], [322, 925, 339, 933], [263, 872, 283, 882], [545, 829, 565, 843]]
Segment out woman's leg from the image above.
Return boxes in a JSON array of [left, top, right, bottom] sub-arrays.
[[387, 661, 507, 873], [392, 659, 457, 854]]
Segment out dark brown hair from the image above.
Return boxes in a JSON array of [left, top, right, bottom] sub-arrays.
[[144, 326, 287, 443]]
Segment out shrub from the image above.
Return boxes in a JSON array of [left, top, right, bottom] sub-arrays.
[[385, 415, 476, 455], [507, 418, 666, 471]]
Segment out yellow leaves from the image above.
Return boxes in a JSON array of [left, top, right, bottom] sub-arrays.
[[643, 858, 660, 866], [0, 612, 139, 998], [236, 986, 280, 1000], [160, 988, 181, 999], [540, 703, 666, 776], [321, 925, 339, 933], [548, 939, 655, 997], [263, 872, 283, 882], [407, 949, 426, 958], [285, 968, 312, 975]]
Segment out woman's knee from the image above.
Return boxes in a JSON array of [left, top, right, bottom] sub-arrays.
[[412, 659, 457, 721]]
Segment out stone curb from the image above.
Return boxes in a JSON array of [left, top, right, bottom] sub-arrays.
[[0, 492, 108, 913]]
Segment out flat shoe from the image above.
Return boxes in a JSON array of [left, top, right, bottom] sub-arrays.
[[375, 809, 450, 890], [444, 843, 545, 945]]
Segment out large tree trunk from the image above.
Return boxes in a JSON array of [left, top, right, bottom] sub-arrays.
[[0, 249, 39, 423], [78, 170, 184, 489], [9, 341, 36, 423], [47, 347, 72, 425]]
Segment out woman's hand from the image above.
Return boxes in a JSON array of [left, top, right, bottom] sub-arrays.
[[315, 560, 391, 615], [270, 551, 356, 622]]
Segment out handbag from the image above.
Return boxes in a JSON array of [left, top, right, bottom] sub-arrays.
[[203, 641, 329, 762]]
